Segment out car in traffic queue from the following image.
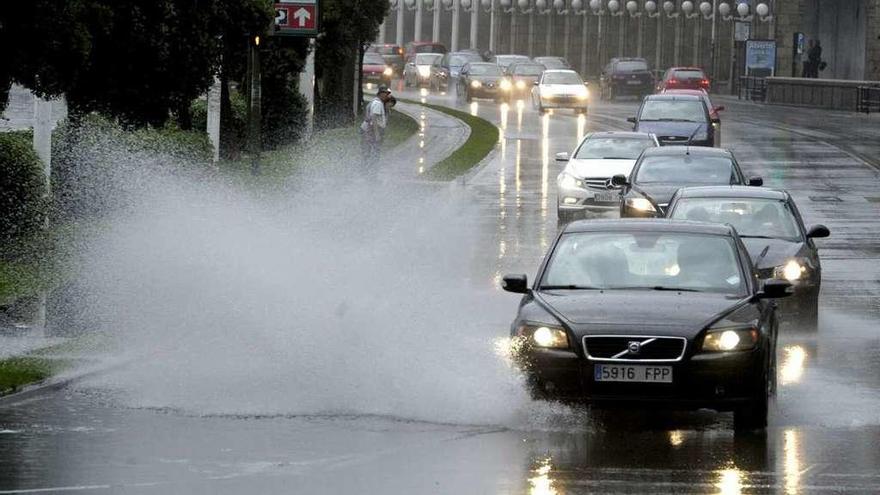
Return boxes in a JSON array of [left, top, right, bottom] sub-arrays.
[[532, 69, 590, 114], [506, 62, 546, 98], [502, 219, 792, 430], [368, 43, 405, 74], [533, 56, 572, 70], [628, 93, 719, 147], [613, 146, 763, 218], [457, 62, 512, 102], [666, 186, 830, 327], [661, 88, 726, 145], [403, 41, 448, 59], [555, 132, 659, 222], [430, 51, 484, 91], [403, 53, 444, 88], [362, 52, 393, 86], [598, 57, 655, 100], [491, 54, 531, 73], [656, 66, 712, 92]]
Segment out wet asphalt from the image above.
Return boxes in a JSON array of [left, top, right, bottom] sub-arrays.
[[1, 83, 880, 494]]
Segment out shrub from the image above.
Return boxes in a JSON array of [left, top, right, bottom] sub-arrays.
[[191, 88, 248, 159], [0, 131, 47, 242]]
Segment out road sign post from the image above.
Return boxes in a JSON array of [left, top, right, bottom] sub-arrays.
[[273, 0, 320, 37]]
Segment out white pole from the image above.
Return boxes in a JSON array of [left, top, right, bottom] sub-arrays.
[[489, 0, 496, 53], [510, 7, 517, 53], [206, 75, 222, 163], [452, 0, 461, 51], [415, 0, 423, 40], [546, 9, 554, 54], [580, 13, 588, 75], [379, 20, 386, 44], [528, 8, 535, 57], [470, 4, 479, 49], [299, 39, 316, 139], [397, 3, 405, 45], [637, 14, 643, 57], [33, 97, 52, 190], [564, 9, 571, 60]]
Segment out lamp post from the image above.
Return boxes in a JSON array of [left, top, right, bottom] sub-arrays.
[[462, 0, 479, 50], [555, 0, 572, 61], [392, 0, 405, 46], [589, 0, 606, 70], [414, 0, 424, 41], [427, 0, 441, 42], [572, 0, 588, 74], [662, 1, 682, 66], [679, 1, 700, 66], [645, 1, 661, 71], [625, 1, 642, 58], [607, 0, 624, 59]]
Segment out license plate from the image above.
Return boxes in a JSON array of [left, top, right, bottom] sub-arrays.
[[627, 80, 642, 85], [594, 364, 672, 383], [594, 191, 616, 203]]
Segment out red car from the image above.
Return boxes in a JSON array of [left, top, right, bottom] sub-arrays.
[[362, 52, 392, 85], [660, 88, 725, 120], [656, 67, 711, 92]]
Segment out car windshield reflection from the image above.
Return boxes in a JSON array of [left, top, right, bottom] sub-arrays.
[[671, 198, 803, 241], [636, 156, 736, 184]]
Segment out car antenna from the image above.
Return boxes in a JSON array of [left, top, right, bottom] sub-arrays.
[[685, 124, 701, 155]]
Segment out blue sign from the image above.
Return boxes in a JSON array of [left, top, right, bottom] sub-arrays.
[[746, 40, 777, 75]]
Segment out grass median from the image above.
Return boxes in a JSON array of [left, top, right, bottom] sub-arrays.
[[401, 100, 499, 180]]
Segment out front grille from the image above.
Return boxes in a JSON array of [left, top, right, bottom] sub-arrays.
[[584, 177, 610, 190], [583, 335, 687, 362]]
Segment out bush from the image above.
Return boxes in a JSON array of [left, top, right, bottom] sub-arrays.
[[0, 131, 47, 242], [191, 88, 248, 159]]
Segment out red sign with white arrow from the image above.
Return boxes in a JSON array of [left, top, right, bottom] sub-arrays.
[[274, 1, 319, 36]]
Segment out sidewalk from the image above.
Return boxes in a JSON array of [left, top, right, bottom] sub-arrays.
[[383, 101, 470, 179]]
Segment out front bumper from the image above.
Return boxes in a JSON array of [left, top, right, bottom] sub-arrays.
[[557, 185, 620, 212], [521, 346, 764, 411], [540, 95, 589, 109], [468, 85, 506, 99], [612, 81, 654, 95]]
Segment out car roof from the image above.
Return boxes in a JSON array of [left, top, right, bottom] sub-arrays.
[[611, 57, 648, 62], [675, 186, 789, 200], [543, 69, 578, 74], [535, 56, 565, 60], [586, 131, 655, 139], [668, 66, 706, 71], [644, 93, 703, 101], [662, 89, 708, 96], [497, 54, 529, 58], [641, 146, 732, 157], [562, 219, 735, 236], [466, 62, 498, 67]]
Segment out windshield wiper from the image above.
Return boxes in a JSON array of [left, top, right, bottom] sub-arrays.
[[615, 286, 703, 292], [539, 285, 601, 290], [602, 156, 633, 160], [739, 235, 776, 239]]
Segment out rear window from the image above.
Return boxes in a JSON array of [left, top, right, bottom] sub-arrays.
[[672, 69, 706, 80], [363, 53, 385, 65], [617, 61, 648, 72], [415, 53, 443, 65], [374, 46, 401, 55], [413, 44, 447, 54], [542, 72, 583, 85], [640, 100, 707, 122], [635, 155, 737, 185], [512, 64, 544, 76]]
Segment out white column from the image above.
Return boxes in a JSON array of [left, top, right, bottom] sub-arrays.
[[470, 4, 479, 49], [528, 8, 536, 56], [397, 3, 405, 45], [673, 12, 681, 65], [580, 13, 588, 74], [564, 9, 571, 60], [618, 13, 625, 56], [637, 15, 643, 57], [656, 13, 663, 69], [451, 0, 461, 51], [415, 0, 423, 40], [510, 7, 517, 53], [206, 75, 222, 163], [379, 20, 386, 43], [693, 15, 700, 65], [433, 0, 441, 41], [546, 9, 554, 54], [489, 0, 497, 52], [33, 97, 52, 188]]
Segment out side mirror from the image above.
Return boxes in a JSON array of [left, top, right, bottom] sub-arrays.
[[501, 274, 529, 294], [711, 117, 721, 124], [748, 176, 763, 186], [757, 278, 793, 299], [626, 116, 637, 124], [555, 152, 570, 162], [610, 174, 629, 187], [584, 81, 589, 86], [806, 224, 830, 238], [714, 105, 726, 112], [533, 81, 540, 86]]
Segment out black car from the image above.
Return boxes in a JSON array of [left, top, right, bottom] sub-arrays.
[[506, 62, 545, 98], [430, 51, 484, 91], [613, 147, 761, 218], [502, 219, 792, 430], [627, 94, 719, 147], [599, 57, 654, 100], [666, 186, 830, 327], [457, 62, 511, 102]]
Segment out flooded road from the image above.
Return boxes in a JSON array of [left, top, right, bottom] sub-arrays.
[[2, 86, 880, 493]]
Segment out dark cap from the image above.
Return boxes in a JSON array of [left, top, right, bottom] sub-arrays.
[[377, 85, 391, 94]]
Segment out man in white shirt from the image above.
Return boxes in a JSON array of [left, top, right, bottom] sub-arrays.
[[361, 85, 392, 172]]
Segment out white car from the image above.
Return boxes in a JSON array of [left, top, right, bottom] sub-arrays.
[[404, 53, 443, 87], [532, 69, 590, 114], [555, 132, 659, 222]]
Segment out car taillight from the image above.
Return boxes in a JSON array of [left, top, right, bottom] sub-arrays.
[[700, 79, 710, 87], [667, 78, 678, 86]]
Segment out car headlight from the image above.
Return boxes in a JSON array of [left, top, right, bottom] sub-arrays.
[[559, 173, 585, 190], [625, 197, 655, 212], [500, 79, 512, 90], [516, 80, 526, 89], [516, 324, 569, 349], [774, 259, 805, 281], [471, 80, 482, 88], [576, 87, 590, 100], [417, 66, 431, 78], [700, 326, 759, 352], [383, 67, 393, 76]]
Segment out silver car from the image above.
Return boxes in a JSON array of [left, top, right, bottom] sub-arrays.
[[555, 132, 659, 222]]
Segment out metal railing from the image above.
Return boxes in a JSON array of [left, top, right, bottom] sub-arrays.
[[857, 86, 880, 114], [738, 76, 768, 102]]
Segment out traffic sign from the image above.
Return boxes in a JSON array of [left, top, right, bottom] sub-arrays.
[[274, 0, 319, 37]]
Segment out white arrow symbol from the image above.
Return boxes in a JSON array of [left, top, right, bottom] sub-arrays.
[[293, 8, 311, 27]]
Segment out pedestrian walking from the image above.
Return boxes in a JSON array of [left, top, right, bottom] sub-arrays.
[[803, 40, 823, 78], [360, 85, 392, 174]]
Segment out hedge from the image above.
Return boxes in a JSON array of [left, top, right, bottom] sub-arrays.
[[0, 131, 47, 242]]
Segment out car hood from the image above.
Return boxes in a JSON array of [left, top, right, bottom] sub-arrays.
[[513, 75, 541, 82], [541, 83, 586, 93], [472, 75, 504, 83], [636, 121, 707, 138], [741, 237, 806, 269], [631, 183, 681, 205], [538, 291, 748, 338], [566, 158, 636, 179]]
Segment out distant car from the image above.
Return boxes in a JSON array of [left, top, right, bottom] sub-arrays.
[[404, 53, 443, 87], [362, 52, 392, 85], [430, 51, 484, 91], [661, 88, 725, 145], [491, 54, 531, 73], [457, 62, 512, 102], [628, 94, 718, 147], [598, 58, 654, 100], [555, 131, 659, 222], [666, 186, 830, 328], [502, 219, 792, 430], [368, 43, 405, 74], [657, 67, 711, 92], [613, 146, 762, 218], [533, 56, 571, 70], [531, 69, 590, 114], [403, 41, 448, 59], [506, 62, 545, 98]]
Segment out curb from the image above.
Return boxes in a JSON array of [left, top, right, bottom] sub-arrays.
[[0, 357, 131, 407]]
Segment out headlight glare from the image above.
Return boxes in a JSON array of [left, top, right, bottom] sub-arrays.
[[383, 67, 393, 76], [518, 324, 569, 349], [516, 80, 526, 89], [500, 79, 512, 90], [776, 259, 804, 281], [701, 327, 758, 352], [625, 197, 655, 212], [417, 65, 430, 78], [559, 173, 584, 190], [471, 80, 482, 88]]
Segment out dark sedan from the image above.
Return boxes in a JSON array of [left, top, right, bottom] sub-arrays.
[[502, 219, 791, 430], [613, 147, 762, 218], [628, 94, 718, 147], [599, 57, 654, 100], [666, 186, 830, 328], [506, 62, 545, 98], [457, 62, 511, 102]]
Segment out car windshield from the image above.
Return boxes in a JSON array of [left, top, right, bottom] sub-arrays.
[[640, 100, 706, 121], [542, 232, 745, 294], [537, 58, 568, 69], [575, 137, 655, 160], [451, 54, 481, 66], [670, 198, 802, 241], [512, 64, 544, 76], [467, 64, 502, 76], [363, 53, 385, 65], [374, 46, 400, 55], [635, 155, 738, 184], [673, 69, 706, 80], [414, 44, 445, 54], [618, 60, 648, 72], [543, 72, 583, 85], [498, 56, 529, 67], [416, 53, 442, 65]]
